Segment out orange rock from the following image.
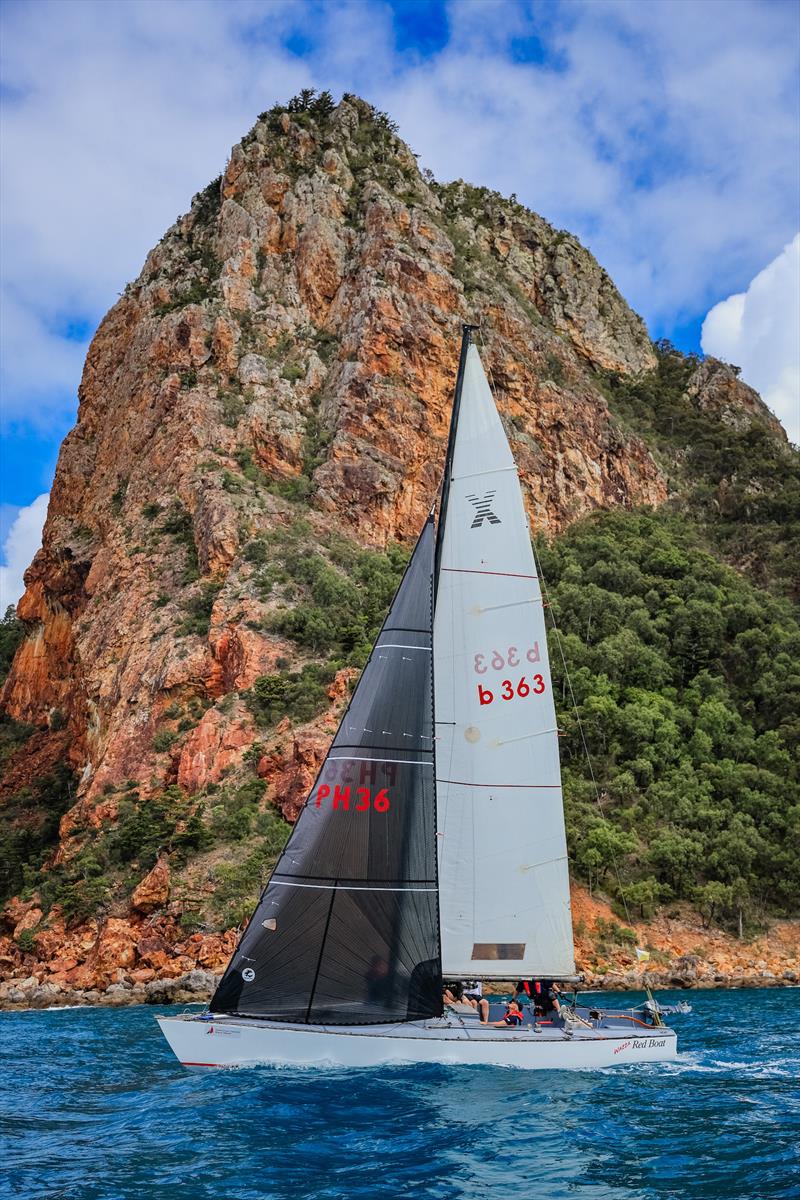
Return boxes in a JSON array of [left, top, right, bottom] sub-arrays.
[[129, 967, 156, 984], [176, 707, 253, 793], [195, 931, 237, 969], [327, 667, 359, 704], [131, 856, 171, 915], [2, 896, 41, 933], [69, 918, 140, 990], [13, 908, 43, 938], [258, 730, 328, 821]]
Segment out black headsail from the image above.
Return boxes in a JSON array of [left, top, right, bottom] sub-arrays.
[[211, 517, 442, 1024]]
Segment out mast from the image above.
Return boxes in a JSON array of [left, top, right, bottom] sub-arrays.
[[434, 323, 479, 601]]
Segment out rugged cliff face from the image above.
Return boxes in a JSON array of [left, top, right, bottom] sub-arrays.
[[1, 96, 668, 801], [1, 94, 793, 996]]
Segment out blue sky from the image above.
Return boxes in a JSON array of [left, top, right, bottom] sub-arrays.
[[1, 0, 799, 604]]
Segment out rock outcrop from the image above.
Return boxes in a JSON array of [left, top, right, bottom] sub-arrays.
[[130, 856, 171, 915], [1, 96, 668, 813], [1, 94, 790, 993]]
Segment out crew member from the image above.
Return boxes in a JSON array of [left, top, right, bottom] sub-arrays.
[[463, 979, 490, 1023], [487, 999, 524, 1028]]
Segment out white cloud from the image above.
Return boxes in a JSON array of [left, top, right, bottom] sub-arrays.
[[702, 235, 800, 444], [0, 0, 798, 443], [0, 493, 49, 610]]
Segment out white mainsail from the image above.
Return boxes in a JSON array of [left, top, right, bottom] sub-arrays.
[[434, 342, 575, 978]]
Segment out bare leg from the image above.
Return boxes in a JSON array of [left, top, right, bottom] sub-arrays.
[[479, 998, 489, 1023]]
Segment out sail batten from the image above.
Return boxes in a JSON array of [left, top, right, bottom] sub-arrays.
[[434, 340, 575, 979]]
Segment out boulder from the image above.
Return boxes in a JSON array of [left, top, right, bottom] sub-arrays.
[[13, 907, 43, 939], [131, 856, 170, 915]]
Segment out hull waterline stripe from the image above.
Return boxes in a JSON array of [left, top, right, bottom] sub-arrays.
[[441, 568, 539, 580], [270, 880, 438, 892]]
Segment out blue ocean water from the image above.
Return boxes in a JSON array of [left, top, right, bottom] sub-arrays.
[[1, 988, 798, 1200]]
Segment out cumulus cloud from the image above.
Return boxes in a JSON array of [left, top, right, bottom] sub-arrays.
[[702, 235, 800, 444], [0, 0, 798, 442], [0, 493, 49, 610]]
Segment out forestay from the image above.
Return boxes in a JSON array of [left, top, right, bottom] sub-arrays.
[[434, 343, 575, 979], [211, 518, 442, 1024]]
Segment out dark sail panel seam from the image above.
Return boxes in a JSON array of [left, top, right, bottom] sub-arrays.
[[270, 881, 438, 892], [381, 626, 430, 634], [272, 877, 438, 885], [329, 744, 434, 754], [304, 882, 337, 1025]]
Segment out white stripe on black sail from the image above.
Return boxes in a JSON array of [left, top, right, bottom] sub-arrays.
[[211, 518, 442, 1024]]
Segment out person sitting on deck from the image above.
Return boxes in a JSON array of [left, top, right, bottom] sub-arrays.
[[486, 999, 524, 1028], [463, 979, 490, 1023], [444, 981, 490, 1022]]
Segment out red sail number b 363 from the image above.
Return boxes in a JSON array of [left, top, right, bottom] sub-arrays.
[[477, 675, 545, 705]]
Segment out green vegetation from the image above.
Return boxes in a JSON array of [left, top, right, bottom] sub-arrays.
[[152, 729, 178, 753], [154, 276, 217, 316], [0, 725, 76, 905], [281, 362, 305, 383], [599, 342, 800, 599], [15, 927, 37, 954], [301, 403, 332, 477], [247, 664, 337, 727], [110, 477, 128, 516], [218, 383, 247, 428], [32, 785, 212, 925], [177, 581, 222, 637], [205, 783, 291, 926], [211, 811, 291, 928], [539, 507, 800, 930], [157, 501, 200, 584], [0, 714, 34, 767], [250, 521, 409, 666], [192, 175, 222, 225], [260, 88, 336, 133], [0, 606, 25, 685], [240, 522, 410, 735]]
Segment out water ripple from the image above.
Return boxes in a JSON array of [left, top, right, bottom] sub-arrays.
[[0, 989, 798, 1199]]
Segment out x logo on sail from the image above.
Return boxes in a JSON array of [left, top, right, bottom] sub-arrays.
[[466, 491, 501, 528]]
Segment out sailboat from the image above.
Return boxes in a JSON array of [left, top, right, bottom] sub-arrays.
[[157, 328, 680, 1069]]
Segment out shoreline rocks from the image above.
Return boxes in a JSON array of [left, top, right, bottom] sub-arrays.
[[1, 966, 796, 1013], [0, 967, 221, 1011]]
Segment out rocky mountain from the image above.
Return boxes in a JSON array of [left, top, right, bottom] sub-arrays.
[[1, 92, 797, 1000]]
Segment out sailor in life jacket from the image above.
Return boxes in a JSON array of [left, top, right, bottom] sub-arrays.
[[487, 999, 524, 1028], [514, 979, 561, 1017]]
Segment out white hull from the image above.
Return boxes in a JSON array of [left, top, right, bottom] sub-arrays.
[[157, 1013, 677, 1071]]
